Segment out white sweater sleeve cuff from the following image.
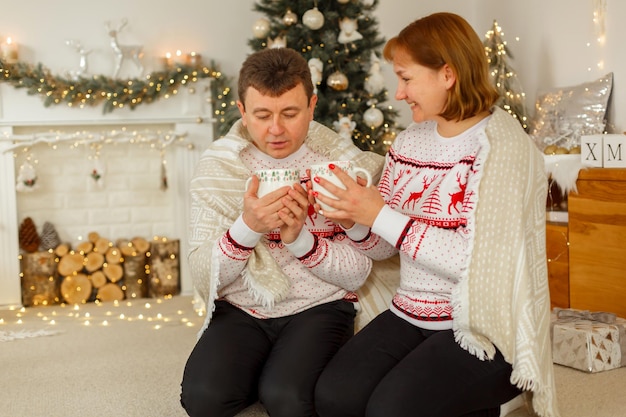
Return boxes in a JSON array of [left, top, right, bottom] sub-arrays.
[[371, 205, 411, 247], [344, 222, 371, 241], [283, 228, 315, 258], [230, 215, 263, 248]]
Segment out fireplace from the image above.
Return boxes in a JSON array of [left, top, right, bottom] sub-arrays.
[[0, 80, 215, 306]]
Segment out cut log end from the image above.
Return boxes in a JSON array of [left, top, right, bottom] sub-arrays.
[[131, 237, 150, 254], [57, 253, 85, 277], [60, 274, 92, 304], [103, 263, 124, 283], [96, 283, 124, 302]]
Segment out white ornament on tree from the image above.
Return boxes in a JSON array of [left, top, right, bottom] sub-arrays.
[[361, 0, 375, 6], [363, 106, 384, 128], [268, 36, 287, 49], [333, 115, 357, 141], [308, 58, 324, 93], [338, 17, 363, 43], [303, 7, 325, 30], [252, 18, 271, 39], [364, 52, 385, 95]]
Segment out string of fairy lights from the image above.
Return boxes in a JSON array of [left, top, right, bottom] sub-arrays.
[[1, 128, 190, 153], [0, 296, 203, 337]]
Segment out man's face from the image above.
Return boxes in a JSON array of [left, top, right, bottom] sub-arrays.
[[237, 84, 317, 159]]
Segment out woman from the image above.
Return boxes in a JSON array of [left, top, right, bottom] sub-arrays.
[[313, 12, 559, 417]]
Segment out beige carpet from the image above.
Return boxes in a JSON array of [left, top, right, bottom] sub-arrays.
[[1, 295, 625, 417]]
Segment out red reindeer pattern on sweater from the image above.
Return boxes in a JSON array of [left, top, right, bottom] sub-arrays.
[[353, 119, 486, 329]]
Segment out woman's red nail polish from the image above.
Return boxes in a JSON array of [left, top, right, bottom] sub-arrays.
[[328, 163, 336, 170], [313, 191, 318, 197], [313, 176, 320, 183]]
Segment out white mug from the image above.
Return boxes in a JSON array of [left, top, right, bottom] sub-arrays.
[[245, 168, 300, 198], [310, 160, 372, 212]]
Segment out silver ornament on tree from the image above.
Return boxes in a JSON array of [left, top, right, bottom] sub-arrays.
[[252, 17, 271, 39], [327, 70, 349, 91], [303, 6, 324, 30], [283, 9, 298, 26], [363, 106, 384, 128]]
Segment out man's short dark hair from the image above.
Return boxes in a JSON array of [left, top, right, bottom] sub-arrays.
[[238, 48, 314, 106]]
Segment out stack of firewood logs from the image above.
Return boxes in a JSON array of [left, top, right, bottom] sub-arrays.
[[20, 231, 179, 307]]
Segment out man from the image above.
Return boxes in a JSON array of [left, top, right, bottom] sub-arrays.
[[180, 47, 384, 417]]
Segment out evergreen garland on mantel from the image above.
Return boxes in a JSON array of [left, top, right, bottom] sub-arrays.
[[0, 59, 240, 137]]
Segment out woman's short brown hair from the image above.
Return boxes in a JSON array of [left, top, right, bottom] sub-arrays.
[[238, 48, 314, 107], [383, 12, 499, 121]]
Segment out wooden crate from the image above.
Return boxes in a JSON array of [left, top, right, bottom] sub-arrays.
[[568, 168, 626, 318], [546, 221, 569, 309]]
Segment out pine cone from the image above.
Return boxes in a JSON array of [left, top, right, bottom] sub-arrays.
[[19, 217, 41, 253], [40, 221, 61, 251]]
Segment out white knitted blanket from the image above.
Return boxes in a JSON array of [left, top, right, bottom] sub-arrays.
[[453, 107, 559, 417], [188, 120, 384, 334]]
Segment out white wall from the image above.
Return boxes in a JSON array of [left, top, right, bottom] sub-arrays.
[[376, 0, 624, 132], [1, 1, 624, 130], [2, 1, 625, 131]]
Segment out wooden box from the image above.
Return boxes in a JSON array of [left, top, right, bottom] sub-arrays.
[[568, 168, 626, 318], [546, 222, 569, 309]]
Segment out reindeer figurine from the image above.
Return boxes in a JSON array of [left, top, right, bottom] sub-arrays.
[[105, 19, 144, 79], [65, 39, 93, 80]]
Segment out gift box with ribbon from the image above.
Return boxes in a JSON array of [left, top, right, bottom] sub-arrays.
[[551, 308, 626, 373]]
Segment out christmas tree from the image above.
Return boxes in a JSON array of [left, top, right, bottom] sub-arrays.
[[248, 0, 400, 154], [483, 20, 530, 132]]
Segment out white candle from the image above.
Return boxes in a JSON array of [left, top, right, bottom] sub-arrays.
[[187, 52, 201, 66], [173, 50, 186, 66], [162, 53, 172, 70], [1, 37, 19, 63]]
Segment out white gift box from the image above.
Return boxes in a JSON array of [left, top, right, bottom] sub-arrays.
[[551, 308, 626, 373]]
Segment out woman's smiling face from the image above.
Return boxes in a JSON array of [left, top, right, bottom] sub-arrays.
[[391, 48, 452, 124]]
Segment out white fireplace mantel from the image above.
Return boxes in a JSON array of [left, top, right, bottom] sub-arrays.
[[0, 80, 216, 306]]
